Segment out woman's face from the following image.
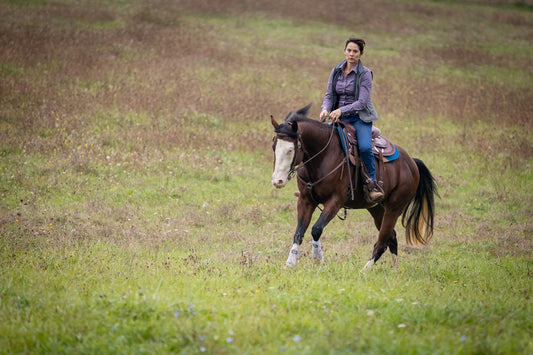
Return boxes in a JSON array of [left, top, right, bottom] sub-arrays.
[[345, 42, 362, 65]]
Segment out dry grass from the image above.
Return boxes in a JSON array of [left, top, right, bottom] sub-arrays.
[[2, 1, 531, 152]]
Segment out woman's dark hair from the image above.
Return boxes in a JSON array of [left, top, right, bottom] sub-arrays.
[[345, 37, 366, 53]]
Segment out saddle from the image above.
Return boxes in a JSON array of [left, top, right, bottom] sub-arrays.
[[334, 122, 398, 203], [336, 122, 399, 167]]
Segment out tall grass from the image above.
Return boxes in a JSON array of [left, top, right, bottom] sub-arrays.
[[1, 0, 532, 353]]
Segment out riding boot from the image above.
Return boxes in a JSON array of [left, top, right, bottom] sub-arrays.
[[369, 180, 384, 202], [364, 178, 384, 203]]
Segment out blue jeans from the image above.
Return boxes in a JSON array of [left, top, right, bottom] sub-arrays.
[[343, 115, 376, 181]]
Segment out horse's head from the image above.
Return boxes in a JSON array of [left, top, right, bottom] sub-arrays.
[[271, 117, 299, 188], [270, 104, 311, 188]]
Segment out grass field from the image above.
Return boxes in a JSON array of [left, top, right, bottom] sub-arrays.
[[1, 0, 532, 354]]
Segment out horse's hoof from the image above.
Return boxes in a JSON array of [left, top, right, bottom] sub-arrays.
[[360, 259, 375, 273], [391, 254, 398, 269], [286, 253, 298, 268], [312, 241, 323, 260]]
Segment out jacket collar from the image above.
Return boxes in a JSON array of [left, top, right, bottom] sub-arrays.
[[336, 60, 363, 74]]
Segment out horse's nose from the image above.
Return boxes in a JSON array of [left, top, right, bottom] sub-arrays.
[[272, 178, 286, 188]]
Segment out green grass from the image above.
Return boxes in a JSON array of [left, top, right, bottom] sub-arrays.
[[1, 240, 530, 354], [1, 0, 532, 354]]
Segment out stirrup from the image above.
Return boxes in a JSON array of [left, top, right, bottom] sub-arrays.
[[369, 189, 384, 203], [364, 179, 384, 203]]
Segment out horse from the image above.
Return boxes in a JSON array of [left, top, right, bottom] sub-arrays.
[[271, 104, 437, 271]]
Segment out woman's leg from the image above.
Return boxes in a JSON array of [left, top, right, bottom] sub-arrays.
[[353, 118, 383, 202], [353, 119, 376, 180]]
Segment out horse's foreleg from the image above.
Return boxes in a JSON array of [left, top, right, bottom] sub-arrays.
[[286, 244, 300, 268], [286, 197, 315, 268], [287, 218, 307, 268], [311, 239, 323, 261], [309, 201, 341, 262]]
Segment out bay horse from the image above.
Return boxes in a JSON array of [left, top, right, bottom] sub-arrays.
[[271, 104, 437, 271]]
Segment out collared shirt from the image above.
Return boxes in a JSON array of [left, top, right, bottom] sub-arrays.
[[321, 60, 373, 115]]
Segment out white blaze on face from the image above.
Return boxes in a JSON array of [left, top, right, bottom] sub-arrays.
[[272, 139, 295, 188]]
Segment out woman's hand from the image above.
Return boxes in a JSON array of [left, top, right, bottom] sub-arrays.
[[329, 109, 342, 122], [319, 110, 329, 121]]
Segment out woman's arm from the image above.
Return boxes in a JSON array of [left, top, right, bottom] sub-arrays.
[[320, 68, 336, 115]]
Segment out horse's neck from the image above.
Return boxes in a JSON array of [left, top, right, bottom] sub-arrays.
[[300, 122, 341, 164]]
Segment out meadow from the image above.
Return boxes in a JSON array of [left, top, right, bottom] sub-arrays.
[[0, 0, 532, 353]]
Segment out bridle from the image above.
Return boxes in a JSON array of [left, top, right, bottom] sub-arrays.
[[288, 135, 305, 180], [272, 134, 302, 181]]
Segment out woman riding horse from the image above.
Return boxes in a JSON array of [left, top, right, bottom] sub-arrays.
[[271, 105, 437, 271], [320, 37, 383, 203]]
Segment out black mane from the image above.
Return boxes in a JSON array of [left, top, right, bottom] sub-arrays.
[[275, 114, 321, 138], [274, 104, 331, 138]]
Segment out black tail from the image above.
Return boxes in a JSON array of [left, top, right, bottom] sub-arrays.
[[402, 158, 438, 246]]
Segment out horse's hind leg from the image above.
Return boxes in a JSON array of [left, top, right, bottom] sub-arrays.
[[388, 230, 398, 269], [362, 206, 401, 272]]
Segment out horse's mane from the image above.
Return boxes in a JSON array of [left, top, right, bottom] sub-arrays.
[[275, 111, 330, 138]]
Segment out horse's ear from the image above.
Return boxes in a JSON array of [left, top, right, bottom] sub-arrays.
[[296, 103, 312, 117], [289, 121, 298, 132], [270, 115, 279, 129]]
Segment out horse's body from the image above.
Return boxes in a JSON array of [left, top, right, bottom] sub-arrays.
[[271, 105, 437, 270]]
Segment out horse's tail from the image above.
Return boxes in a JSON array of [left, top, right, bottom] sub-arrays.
[[402, 158, 438, 246]]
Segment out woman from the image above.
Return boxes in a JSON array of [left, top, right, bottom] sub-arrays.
[[320, 37, 384, 203]]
